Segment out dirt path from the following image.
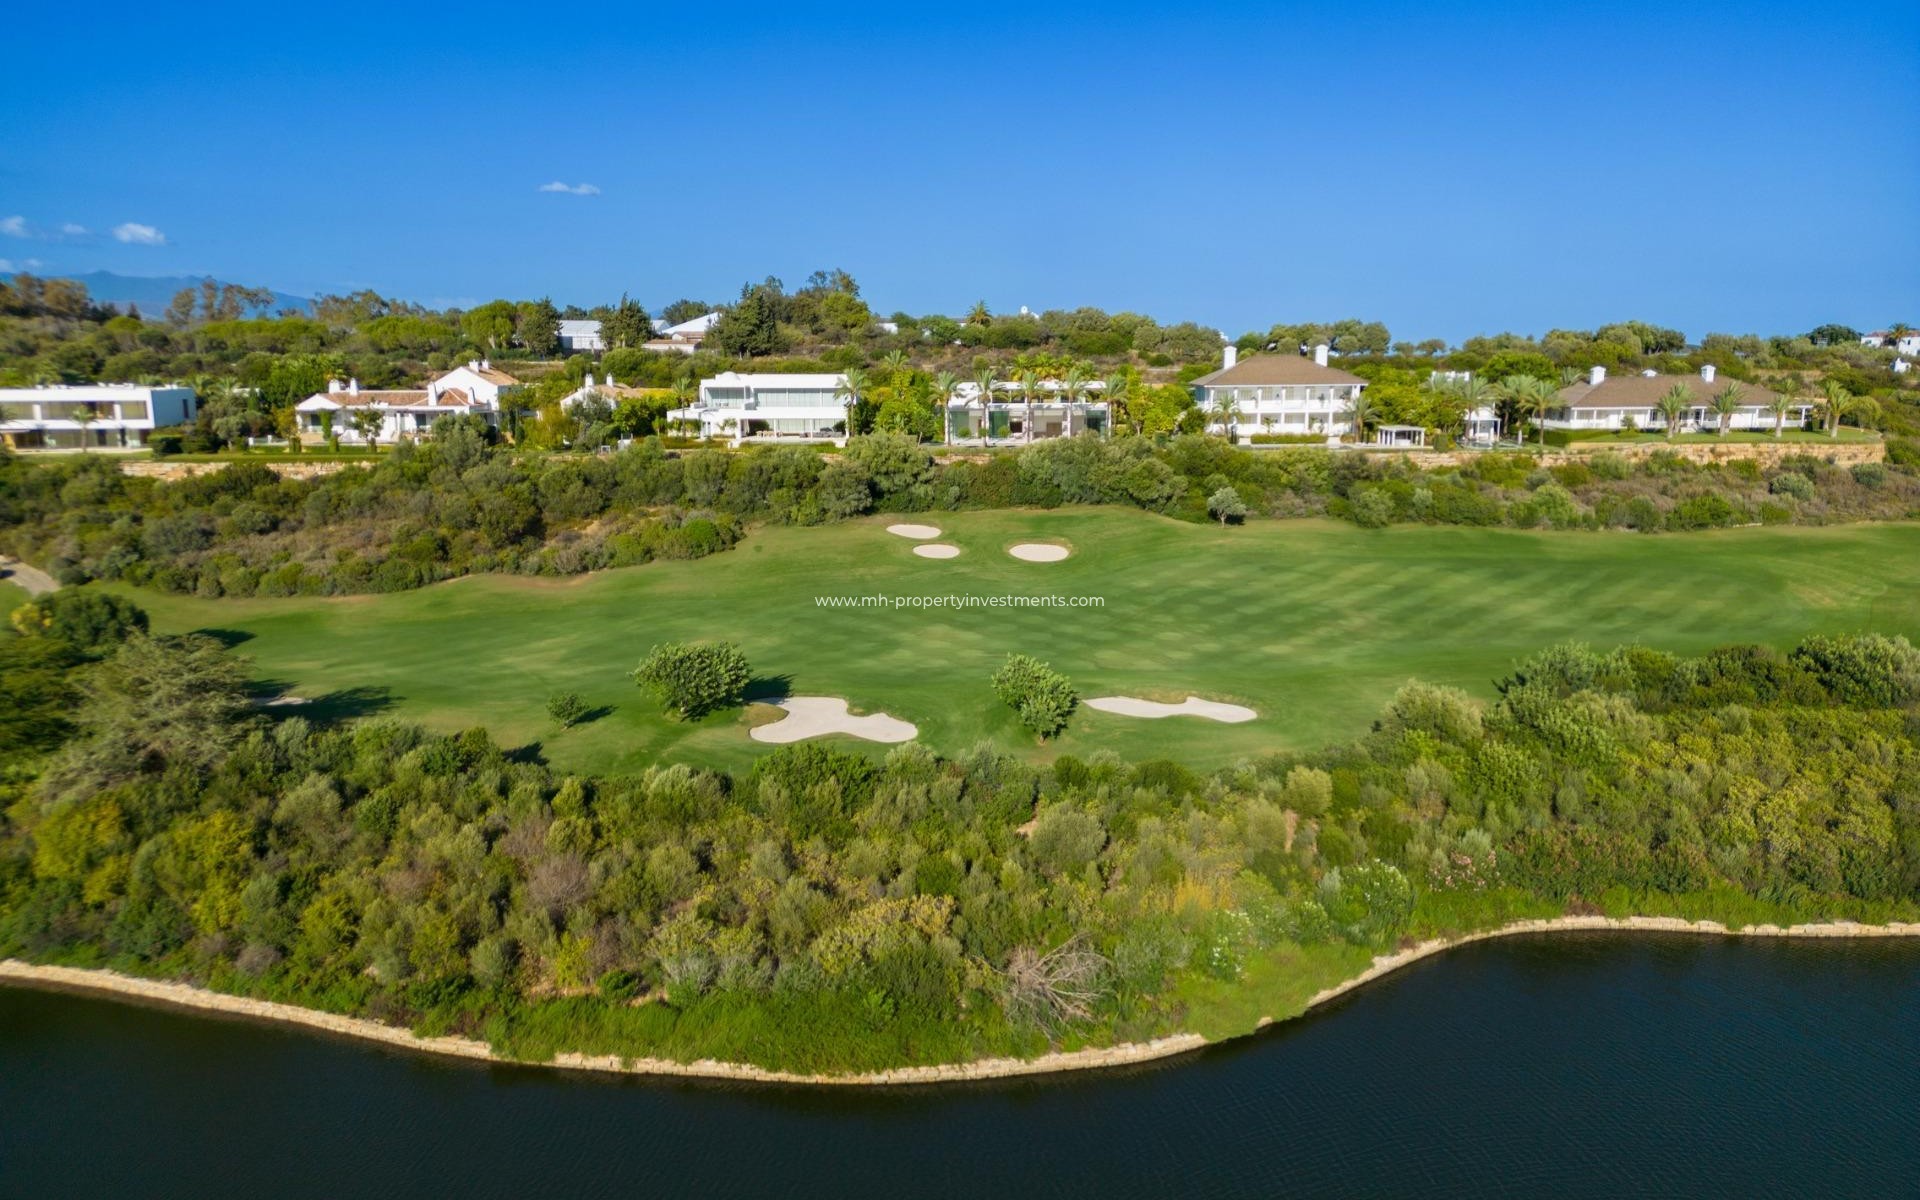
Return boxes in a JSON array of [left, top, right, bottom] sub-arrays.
[[0, 556, 57, 597]]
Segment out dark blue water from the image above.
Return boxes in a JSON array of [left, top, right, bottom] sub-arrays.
[[3, 934, 1917, 1198]]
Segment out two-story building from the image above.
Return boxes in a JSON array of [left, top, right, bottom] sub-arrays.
[[668, 371, 849, 441], [294, 361, 521, 445], [945, 381, 1109, 441], [1188, 345, 1368, 440], [0, 383, 197, 450]]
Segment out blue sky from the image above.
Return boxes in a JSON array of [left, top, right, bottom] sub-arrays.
[[2, 1, 1915, 341]]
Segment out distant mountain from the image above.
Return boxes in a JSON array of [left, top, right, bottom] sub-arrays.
[[0, 270, 312, 317]]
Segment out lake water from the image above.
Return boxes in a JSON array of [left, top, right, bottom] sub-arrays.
[[2, 934, 1916, 1198]]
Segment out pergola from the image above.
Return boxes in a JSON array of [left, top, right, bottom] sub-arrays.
[[1373, 424, 1427, 448]]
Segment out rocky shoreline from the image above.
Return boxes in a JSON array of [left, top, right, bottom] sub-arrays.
[[5, 914, 1915, 1087]]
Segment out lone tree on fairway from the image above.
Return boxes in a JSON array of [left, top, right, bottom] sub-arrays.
[[633, 641, 751, 720], [546, 691, 588, 728], [992, 653, 1078, 739], [1208, 485, 1248, 525]]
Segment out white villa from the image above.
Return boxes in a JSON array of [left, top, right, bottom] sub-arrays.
[[1188, 345, 1368, 441], [558, 320, 604, 353], [945, 381, 1109, 442], [0, 383, 196, 450], [294, 361, 521, 445], [1860, 330, 1920, 355], [1543, 365, 1809, 433], [667, 371, 848, 441], [560, 372, 658, 411], [645, 311, 722, 356]]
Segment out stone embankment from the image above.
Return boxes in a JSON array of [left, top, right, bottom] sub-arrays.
[[1383, 440, 1885, 470], [6, 915, 1915, 1088], [119, 460, 370, 482]]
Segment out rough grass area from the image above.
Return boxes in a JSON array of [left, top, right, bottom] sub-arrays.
[[117, 510, 1920, 774]]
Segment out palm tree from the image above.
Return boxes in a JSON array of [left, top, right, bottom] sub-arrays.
[[1767, 388, 1798, 438], [966, 301, 992, 327], [932, 370, 959, 442], [1497, 376, 1555, 447], [1340, 390, 1374, 443], [1212, 391, 1243, 441], [1820, 382, 1877, 439], [969, 367, 997, 441], [1015, 369, 1043, 443], [1060, 363, 1090, 438], [1710, 382, 1746, 436], [881, 349, 911, 389], [1655, 384, 1694, 441], [1102, 373, 1131, 436], [835, 367, 869, 436], [1450, 376, 1496, 442], [73, 403, 99, 452]]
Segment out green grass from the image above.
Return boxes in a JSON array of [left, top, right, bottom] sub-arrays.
[[0, 579, 28, 617], [115, 510, 1920, 775]]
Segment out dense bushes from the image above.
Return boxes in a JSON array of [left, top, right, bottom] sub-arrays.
[[1, 436, 1914, 605], [0, 629, 1914, 1072]]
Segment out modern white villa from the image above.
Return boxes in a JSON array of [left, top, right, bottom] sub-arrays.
[[294, 361, 521, 444], [944, 380, 1110, 442], [1543, 365, 1809, 433], [0, 383, 197, 450], [1188, 345, 1368, 441], [644, 311, 722, 355], [558, 320, 604, 353], [667, 372, 849, 441]]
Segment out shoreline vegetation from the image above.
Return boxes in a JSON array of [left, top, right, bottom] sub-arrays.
[[7, 915, 1917, 1087], [6, 549, 1920, 1086]]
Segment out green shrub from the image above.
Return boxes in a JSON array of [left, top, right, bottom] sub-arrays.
[[633, 641, 751, 719], [1851, 462, 1888, 489], [1768, 472, 1815, 501], [8, 589, 149, 656], [1349, 488, 1395, 528], [1665, 492, 1740, 531], [991, 653, 1078, 738], [547, 691, 588, 728]]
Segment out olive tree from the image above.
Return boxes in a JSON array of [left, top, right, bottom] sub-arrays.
[[633, 641, 751, 719]]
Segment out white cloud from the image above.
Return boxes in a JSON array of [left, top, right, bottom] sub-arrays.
[[0, 259, 11, 271], [112, 222, 167, 245], [60, 222, 88, 236], [0, 216, 26, 238], [537, 181, 601, 195]]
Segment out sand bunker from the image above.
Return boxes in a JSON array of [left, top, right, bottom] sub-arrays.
[[887, 524, 943, 540], [913, 543, 961, 559], [1007, 543, 1070, 562], [750, 697, 919, 744], [1084, 695, 1258, 723]]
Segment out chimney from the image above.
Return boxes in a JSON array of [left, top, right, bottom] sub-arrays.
[[1700, 364, 1717, 383], [605, 374, 615, 388], [1587, 365, 1607, 386], [328, 378, 344, 394], [481, 358, 490, 371], [1223, 345, 1238, 369], [585, 372, 595, 389], [1313, 343, 1330, 367], [348, 378, 359, 396], [468, 359, 479, 372]]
